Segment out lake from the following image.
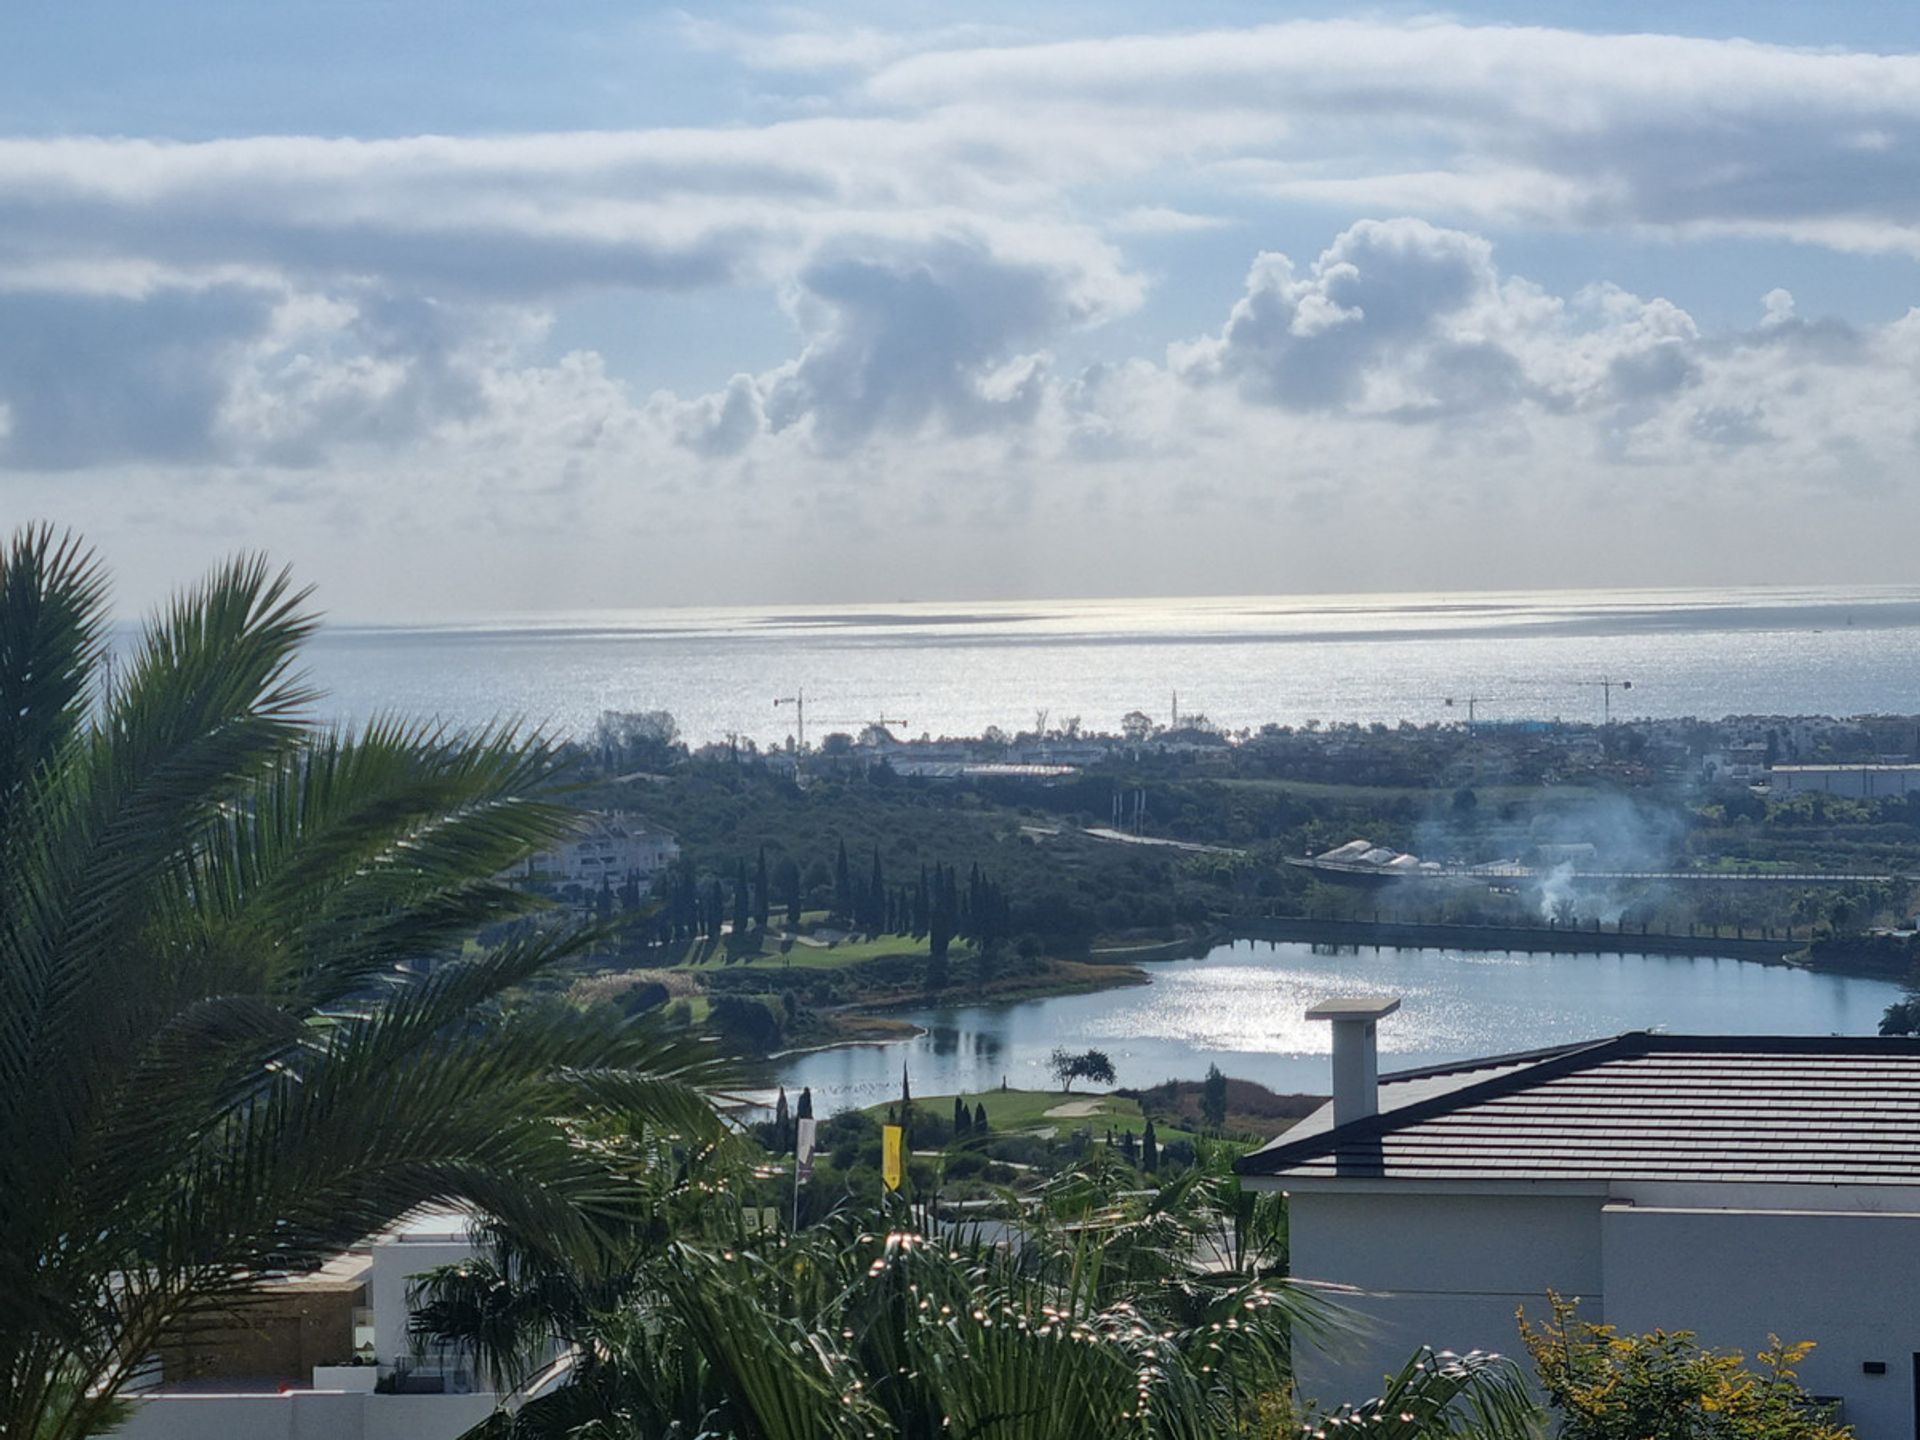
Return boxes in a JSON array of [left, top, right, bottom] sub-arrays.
[[768, 939, 1903, 1115]]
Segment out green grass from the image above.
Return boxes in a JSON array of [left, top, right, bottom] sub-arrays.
[[869, 1088, 1198, 1145], [674, 930, 969, 972]]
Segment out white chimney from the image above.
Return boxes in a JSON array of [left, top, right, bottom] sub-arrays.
[[1306, 996, 1401, 1126]]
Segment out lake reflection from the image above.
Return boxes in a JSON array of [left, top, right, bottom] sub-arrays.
[[768, 939, 1902, 1116]]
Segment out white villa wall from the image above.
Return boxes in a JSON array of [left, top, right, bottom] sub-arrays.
[[368, 1238, 476, 1368], [1287, 1190, 1603, 1409], [115, 1230, 494, 1440], [1603, 1204, 1920, 1440], [116, 1390, 495, 1440]]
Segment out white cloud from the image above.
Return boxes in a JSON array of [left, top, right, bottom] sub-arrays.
[[12, 14, 1920, 612], [1110, 206, 1229, 235], [867, 20, 1920, 254]]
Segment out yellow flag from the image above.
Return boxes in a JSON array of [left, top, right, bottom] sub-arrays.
[[882, 1124, 905, 1192]]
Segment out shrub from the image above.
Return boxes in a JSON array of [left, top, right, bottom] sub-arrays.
[[1520, 1293, 1849, 1440], [944, 1151, 987, 1180]]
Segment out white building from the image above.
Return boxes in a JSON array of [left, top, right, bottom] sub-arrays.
[[116, 1211, 508, 1440], [1238, 999, 1920, 1437], [1770, 762, 1920, 798], [525, 812, 677, 887]]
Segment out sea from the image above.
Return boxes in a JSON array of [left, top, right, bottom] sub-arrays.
[[296, 584, 1920, 743]]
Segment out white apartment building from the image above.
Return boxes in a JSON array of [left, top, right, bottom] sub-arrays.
[[525, 812, 678, 887]]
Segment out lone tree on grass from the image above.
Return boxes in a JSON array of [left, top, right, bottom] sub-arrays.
[[1048, 1047, 1117, 1094]]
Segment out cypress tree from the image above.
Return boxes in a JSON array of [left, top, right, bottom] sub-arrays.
[[775, 1087, 791, 1154], [1202, 1063, 1229, 1131], [733, 859, 750, 938], [1142, 1118, 1159, 1174], [974, 1101, 988, 1132], [868, 846, 885, 930], [780, 856, 802, 929], [797, 1087, 814, 1120], [929, 865, 954, 964], [755, 845, 770, 929], [833, 839, 852, 923], [953, 1095, 969, 1135]]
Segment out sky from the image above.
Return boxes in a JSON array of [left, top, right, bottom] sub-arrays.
[[9, 3, 1920, 619]]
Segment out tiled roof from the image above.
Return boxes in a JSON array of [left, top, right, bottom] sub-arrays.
[[1235, 1033, 1920, 1185]]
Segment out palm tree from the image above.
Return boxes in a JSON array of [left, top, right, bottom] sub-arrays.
[[414, 1145, 1540, 1438], [0, 526, 718, 1440]]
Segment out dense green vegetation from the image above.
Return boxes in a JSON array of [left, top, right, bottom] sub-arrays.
[[0, 529, 713, 1440], [411, 1136, 1549, 1439]]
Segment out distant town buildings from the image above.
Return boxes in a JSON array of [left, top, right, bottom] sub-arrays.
[[1769, 763, 1920, 798]]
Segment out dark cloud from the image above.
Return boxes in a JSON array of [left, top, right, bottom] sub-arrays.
[[761, 237, 1077, 449], [671, 374, 764, 457], [1606, 340, 1700, 403], [1178, 219, 1518, 415], [0, 283, 273, 468], [1691, 403, 1772, 448]]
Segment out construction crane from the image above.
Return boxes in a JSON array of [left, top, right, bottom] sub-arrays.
[[1571, 676, 1634, 724], [773, 689, 806, 751]]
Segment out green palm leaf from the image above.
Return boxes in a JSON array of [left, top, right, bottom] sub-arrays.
[[0, 528, 721, 1440]]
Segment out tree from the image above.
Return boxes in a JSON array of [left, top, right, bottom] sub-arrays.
[[797, 1087, 814, 1121], [1049, 1047, 1117, 1094], [1202, 1063, 1229, 1130], [593, 708, 681, 771], [1121, 709, 1156, 743], [0, 528, 716, 1440], [774, 1087, 792, 1155], [777, 855, 802, 929], [1521, 1293, 1848, 1440], [1141, 1118, 1159, 1173], [953, 1095, 970, 1136], [732, 858, 750, 937], [833, 838, 853, 923], [974, 1101, 988, 1133], [754, 845, 770, 930], [929, 864, 955, 963], [711, 995, 782, 1050]]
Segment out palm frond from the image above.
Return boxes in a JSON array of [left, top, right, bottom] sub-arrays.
[[0, 524, 108, 834]]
